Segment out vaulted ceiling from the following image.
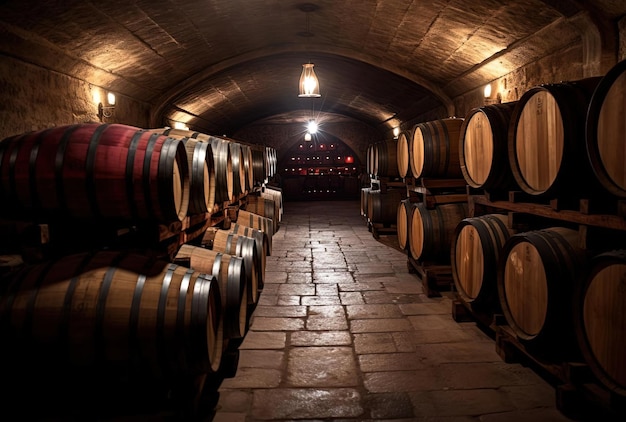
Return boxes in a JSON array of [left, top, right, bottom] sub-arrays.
[[0, 0, 624, 136]]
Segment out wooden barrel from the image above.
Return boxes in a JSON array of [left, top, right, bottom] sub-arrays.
[[251, 148, 266, 186], [451, 214, 514, 309], [409, 118, 464, 179], [360, 187, 371, 218], [459, 103, 518, 191], [261, 186, 283, 222], [209, 137, 234, 204], [508, 78, 601, 197], [227, 222, 271, 273], [409, 202, 468, 262], [498, 227, 587, 358], [211, 230, 262, 305], [237, 210, 275, 238], [367, 144, 377, 176], [247, 195, 279, 229], [0, 251, 222, 376], [396, 131, 410, 178], [265, 147, 276, 179], [586, 59, 626, 198], [374, 139, 399, 178], [229, 142, 246, 196], [396, 198, 412, 251], [175, 244, 248, 342], [240, 144, 254, 192], [367, 189, 406, 225], [0, 123, 190, 223], [575, 250, 626, 398]]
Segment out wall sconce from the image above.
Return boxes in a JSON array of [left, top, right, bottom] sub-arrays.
[[98, 92, 116, 121], [483, 84, 492, 98], [393, 127, 400, 139], [483, 83, 501, 105]]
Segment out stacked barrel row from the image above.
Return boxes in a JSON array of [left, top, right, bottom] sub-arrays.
[[451, 58, 626, 402], [0, 123, 277, 226]]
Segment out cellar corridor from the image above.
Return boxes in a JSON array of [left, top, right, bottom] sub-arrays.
[[212, 200, 572, 421]]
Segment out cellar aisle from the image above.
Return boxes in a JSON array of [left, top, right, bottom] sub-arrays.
[[213, 200, 571, 421]]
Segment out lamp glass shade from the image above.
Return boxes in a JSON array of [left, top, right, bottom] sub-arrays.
[[299, 63, 321, 97]]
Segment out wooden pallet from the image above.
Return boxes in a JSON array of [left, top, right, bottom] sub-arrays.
[[370, 222, 397, 239], [450, 294, 503, 334], [408, 256, 453, 297], [495, 325, 626, 420]]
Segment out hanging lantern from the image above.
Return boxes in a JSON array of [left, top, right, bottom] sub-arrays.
[[298, 63, 321, 97]]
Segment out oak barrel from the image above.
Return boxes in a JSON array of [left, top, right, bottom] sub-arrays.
[[374, 139, 400, 178], [251, 148, 266, 185], [175, 244, 248, 342], [0, 251, 221, 376], [360, 187, 372, 218], [451, 214, 514, 308], [211, 229, 262, 304], [396, 198, 412, 251], [409, 202, 468, 262], [586, 59, 626, 198], [240, 144, 254, 192], [237, 210, 275, 238], [498, 227, 587, 358], [575, 250, 626, 397], [410, 118, 464, 179], [459, 102, 518, 191], [227, 222, 271, 271], [229, 141, 246, 196], [0, 123, 189, 223], [367, 189, 406, 225], [508, 78, 601, 197], [247, 195, 279, 229], [396, 131, 410, 178], [261, 186, 283, 222], [209, 137, 234, 204]]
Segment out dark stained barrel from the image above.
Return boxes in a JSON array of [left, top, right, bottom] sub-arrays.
[[410, 118, 464, 179]]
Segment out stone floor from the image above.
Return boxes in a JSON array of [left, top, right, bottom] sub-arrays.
[[212, 200, 573, 422]]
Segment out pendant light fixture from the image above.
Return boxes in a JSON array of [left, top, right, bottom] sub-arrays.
[[297, 3, 321, 98]]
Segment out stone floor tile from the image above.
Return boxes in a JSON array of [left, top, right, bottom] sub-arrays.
[[249, 317, 305, 331], [263, 271, 288, 283], [306, 316, 349, 330], [238, 350, 284, 369], [220, 367, 281, 389], [251, 388, 363, 420], [287, 346, 358, 387], [287, 272, 313, 283], [409, 389, 516, 417], [354, 263, 395, 274], [308, 304, 345, 318], [340, 291, 365, 305], [499, 384, 559, 409], [313, 271, 355, 283], [290, 330, 352, 347], [211, 412, 246, 422], [354, 333, 397, 354], [257, 294, 278, 306], [364, 369, 445, 393], [315, 283, 338, 295], [480, 408, 574, 422], [399, 302, 450, 315], [278, 284, 316, 296], [413, 341, 502, 364], [408, 314, 466, 331], [277, 295, 301, 305], [301, 295, 341, 306], [339, 282, 385, 291], [350, 318, 414, 333], [359, 352, 426, 372], [252, 305, 307, 318], [391, 329, 490, 350], [365, 392, 415, 419], [238, 331, 286, 349], [213, 390, 252, 413], [347, 304, 403, 319]]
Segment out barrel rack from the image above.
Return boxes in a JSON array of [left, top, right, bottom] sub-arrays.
[[452, 186, 626, 420]]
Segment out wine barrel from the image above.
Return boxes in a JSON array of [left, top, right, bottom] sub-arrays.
[[586, 59, 626, 198], [367, 144, 377, 176], [0, 123, 189, 223], [240, 144, 254, 192], [396, 131, 410, 178], [374, 139, 400, 178], [410, 118, 464, 179], [211, 230, 261, 305], [396, 198, 412, 251], [575, 250, 626, 398], [0, 251, 221, 376], [262, 186, 283, 222], [229, 142, 246, 196], [367, 189, 406, 225], [247, 195, 279, 229], [498, 227, 587, 358], [451, 214, 514, 308], [237, 210, 275, 237], [209, 137, 234, 204], [459, 103, 518, 191], [227, 222, 272, 270], [265, 147, 276, 179], [175, 244, 248, 342], [360, 187, 372, 218], [409, 202, 468, 262], [251, 148, 266, 186], [508, 78, 601, 197]]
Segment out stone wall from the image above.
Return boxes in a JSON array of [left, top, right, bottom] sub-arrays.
[[0, 56, 151, 141]]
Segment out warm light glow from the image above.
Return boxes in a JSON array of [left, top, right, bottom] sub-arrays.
[[304, 132, 312, 141], [484, 83, 492, 98], [393, 127, 400, 138], [307, 120, 318, 134], [173, 121, 189, 131], [107, 92, 116, 106], [298, 63, 321, 97], [92, 90, 101, 105], [345, 156, 354, 164]]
